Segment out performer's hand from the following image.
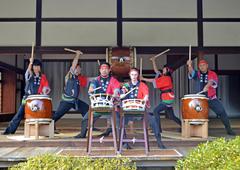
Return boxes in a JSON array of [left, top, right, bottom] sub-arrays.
[[29, 57, 34, 65], [143, 95, 149, 102], [42, 87, 51, 95], [88, 86, 94, 93], [203, 85, 209, 92], [150, 57, 155, 62], [187, 60, 192, 67], [76, 50, 83, 55], [120, 94, 126, 99]]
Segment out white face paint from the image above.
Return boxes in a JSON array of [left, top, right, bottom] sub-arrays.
[[129, 70, 139, 83]]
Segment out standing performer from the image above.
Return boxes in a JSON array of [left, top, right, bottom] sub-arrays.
[[122, 68, 165, 149], [141, 57, 181, 133], [2, 57, 50, 135], [52, 50, 89, 129], [187, 59, 235, 135], [74, 62, 120, 138]]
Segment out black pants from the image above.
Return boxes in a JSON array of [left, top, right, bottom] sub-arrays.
[[4, 104, 25, 134], [52, 99, 89, 123], [153, 102, 181, 135], [208, 98, 233, 132]]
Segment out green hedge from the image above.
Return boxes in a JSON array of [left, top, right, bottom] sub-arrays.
[[10, 154, 136, 170], [176, 136, 240, 170]]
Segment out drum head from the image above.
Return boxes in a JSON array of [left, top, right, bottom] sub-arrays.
[[182, 94, 208, 100], [26, 95, 51, 101]]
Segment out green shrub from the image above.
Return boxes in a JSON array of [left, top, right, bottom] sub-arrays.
[[176, 136, 240, 170], [9, 154, 136, 170]]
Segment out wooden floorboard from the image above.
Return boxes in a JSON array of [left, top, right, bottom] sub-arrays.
[[0, 118, 239, 168]]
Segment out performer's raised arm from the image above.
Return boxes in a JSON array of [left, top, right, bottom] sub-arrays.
[[150, 57, 159, 74], [187, 60, 194, 75], [140, 76, 154, 83], [71, 50, 82, 70]]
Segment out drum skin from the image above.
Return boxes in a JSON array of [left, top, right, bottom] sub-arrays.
[[25, 95, 52, 119], [182, 94, 209, 119]]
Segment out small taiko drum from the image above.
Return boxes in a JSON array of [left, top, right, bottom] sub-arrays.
[[25, 95, 52, 119], [89, 93, 113, 112], [182, 94, 209, 119], [122, 99, 146, 112]]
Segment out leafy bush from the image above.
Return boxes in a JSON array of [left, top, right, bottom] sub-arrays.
[[10, 154, 136, 170], [176, 136, 240, 170]]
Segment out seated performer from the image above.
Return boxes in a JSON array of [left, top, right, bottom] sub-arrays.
[[187, 59, 235, 135], [121, 68, 165, 149], [2, 57, 50, 135], [74, 62, 120, 138], [52, 50, 89, 129], [141, 57, 181, 133]]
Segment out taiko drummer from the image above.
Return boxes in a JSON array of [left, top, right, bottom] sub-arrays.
[[187, 59, 235, 135], [120, 68, 166, 149], [142, 56, 181, 130], [74, 62, 120, 138], [52, 50, 89, 132], [2, 57, 50, 135]]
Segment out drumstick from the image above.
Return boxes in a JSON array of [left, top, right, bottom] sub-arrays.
[[88, 86, 102, 96], [196, 90, 205, 95], [64, 48, 83, 54], [134, 47, 137, 67], [140, 57, 143, 78], [97, 60, 101, 66], [150, 49, 170, 60], [31, 42, 34, 59], [188, 45, 191, 61], [120, 87, 138, 99], [106, 48, 109, 63], [92, 86, 102, 92]]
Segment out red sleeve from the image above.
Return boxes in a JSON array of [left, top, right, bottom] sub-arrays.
[[107, 77, 120, 94], [38, 74, 50, 94], [78, 75, 88, 87], [138, 82, 149, 99], [208, 71, 218, 86]]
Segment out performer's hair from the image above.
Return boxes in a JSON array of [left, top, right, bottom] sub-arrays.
[[99, 62, 111, 68], [163, 64, 173, 77], [129, 67, 140, 74], [129, 67, 140, 80], [32, 59, 42, 67]]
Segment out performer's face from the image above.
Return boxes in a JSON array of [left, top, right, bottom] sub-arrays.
[[129, 70, 139, 81], [74, 65, 81, 75], [99, 64, 110, 77], [33, 65, 41, 74], [199, 63, 208, 73], [162, 67, 167, 75]]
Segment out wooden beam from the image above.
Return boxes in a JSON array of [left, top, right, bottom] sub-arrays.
[[2, 46, 240, 54]]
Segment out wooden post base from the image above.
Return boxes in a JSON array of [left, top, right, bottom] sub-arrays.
[[24, 118, 54, 139], [182, 119, 208, 138]]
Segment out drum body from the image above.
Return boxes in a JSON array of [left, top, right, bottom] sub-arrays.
[[182, 94, 209, 119], [122, 99, 146, 112], [106, 47, 136, 79], [25, 95, 52, 119], [89, 93, 113, 112]]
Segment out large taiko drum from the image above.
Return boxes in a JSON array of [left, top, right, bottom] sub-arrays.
[[25, 95, 52, 119], [181, 94, 209, 119], [122, 99, 146, 112], [106, 47, 136, 79]]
